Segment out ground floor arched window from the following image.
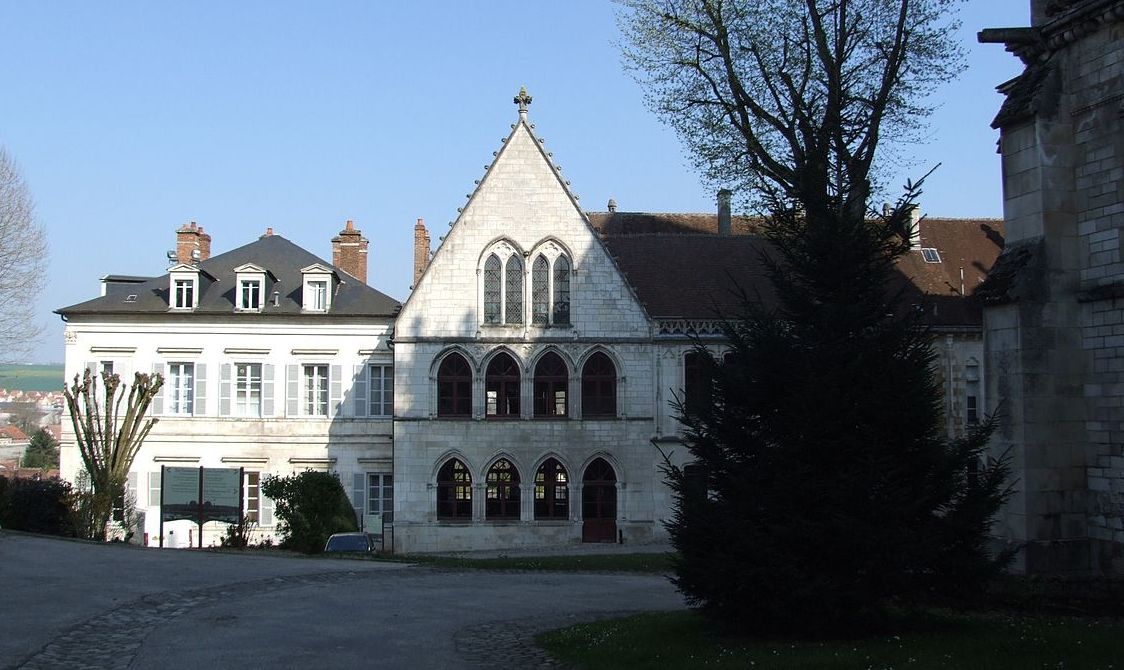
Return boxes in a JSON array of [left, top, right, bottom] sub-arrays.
[[437, 458, 472, 519], [534, 458, 569, 520], [485, 458, 520, 519]]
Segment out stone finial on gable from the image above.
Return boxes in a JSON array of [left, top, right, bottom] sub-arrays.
[[514, 86, 532, 118]]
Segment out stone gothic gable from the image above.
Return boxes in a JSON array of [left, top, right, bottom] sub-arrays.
[[397, 111, 650, 340]]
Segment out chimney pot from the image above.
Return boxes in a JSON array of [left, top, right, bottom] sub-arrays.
[[331, 219, 369, 284], [413, 218, 432, 288], [717, 189, 733, 236], [176, 221, 212, 264]]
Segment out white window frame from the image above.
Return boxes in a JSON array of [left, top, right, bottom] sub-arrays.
[[368, 364, 393, 417], [303, 364, 330, 416], [367, 472, 393, 522], [168, 264, 201, 311], [244, 471, 261, 523], [167, 362, 195, 415], [300, 264, 334, 312], [234, 363, 263, 417], [239, 279, 262, 311]]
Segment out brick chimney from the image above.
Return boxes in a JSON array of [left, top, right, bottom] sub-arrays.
[[176, 222, 212, 264], [413, 218, 431, 286], [331, 219, 369, 284], [717, 189, 732, 236]]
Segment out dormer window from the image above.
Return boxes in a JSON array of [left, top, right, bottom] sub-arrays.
[[167, 263, 203, 311], [233, 263, 270, 312], [241, 280, 261, 309], [300, 264, 336, 312]]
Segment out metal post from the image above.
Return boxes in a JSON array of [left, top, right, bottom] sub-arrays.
[[159, 465, 165, 548], [197, 465, 205, 548]]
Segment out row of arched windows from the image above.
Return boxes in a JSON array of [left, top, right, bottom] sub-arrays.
[[436, 456, 616, 521], [481, 242, 571, 327], [436, 350, 617, 419]]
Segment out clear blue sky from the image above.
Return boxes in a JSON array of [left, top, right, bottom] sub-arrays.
[[0, 1, 1028, 364]]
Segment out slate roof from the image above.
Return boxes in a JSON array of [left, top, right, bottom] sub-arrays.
[[58, 234, 400, 318], [593, 213, 1005, 328]]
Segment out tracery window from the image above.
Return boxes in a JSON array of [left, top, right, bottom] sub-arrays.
[[485, 352, 520, 418], [534, 458, 569, 520], [485, 459, 520, 519], [481, 244, 524, 326], [529, 248, 571, 326], [505, 256, 523, 324], [437, 353, 472, 417], [581, 352, 617, 418], [483, 255, 502, 324], [437, 459, 472, 519], [533, 352, 568, 418]]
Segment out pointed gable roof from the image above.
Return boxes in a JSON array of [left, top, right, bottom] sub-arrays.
[[402, 88, 651, 320]]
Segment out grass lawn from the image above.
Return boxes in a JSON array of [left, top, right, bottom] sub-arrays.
[[537, 610, 1124, 669]]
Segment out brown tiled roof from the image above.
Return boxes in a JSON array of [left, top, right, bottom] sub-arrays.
[[587, 211, 760, 236], [0, 425, 28, 441], [594, 213, 1005, 328]]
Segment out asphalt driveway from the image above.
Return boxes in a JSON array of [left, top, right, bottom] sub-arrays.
[[0, 533, 684, 669]]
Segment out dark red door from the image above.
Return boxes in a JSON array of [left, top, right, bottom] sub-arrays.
[[582, 458, 617, 543]]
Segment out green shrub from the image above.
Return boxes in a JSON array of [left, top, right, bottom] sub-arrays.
[[0, 476, 75, 536], [261, 471, 357, 554]]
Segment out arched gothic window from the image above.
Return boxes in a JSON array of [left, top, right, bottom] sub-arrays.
[[534, 458, 569, 519], [483, 254, 502, 324], [581, 352, 617, 418], [534, 352, 568, 418], [481, 243, 524, 326], [528, 248, 571, 327], [486, 458, 520, 519], [505, 256, 523, 325], [485, 352, 521, 418], [437, 353, 472, 417], [437, 458, 472, 519]]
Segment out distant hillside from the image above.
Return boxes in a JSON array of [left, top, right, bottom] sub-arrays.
[[0, 364, 64, 393]]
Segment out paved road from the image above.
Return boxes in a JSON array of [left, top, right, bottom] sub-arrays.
[[0, 533, 685, 669]]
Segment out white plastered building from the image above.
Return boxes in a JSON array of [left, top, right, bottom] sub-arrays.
[[58, 222, 400, 547]]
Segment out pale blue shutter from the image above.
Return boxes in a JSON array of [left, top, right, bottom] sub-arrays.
[[352, 472, 366, 528], [151, 363, 163, 415], [219, 364, 232, 416], [353, 365, 368, 417], [260, 472, 274, 526], [262, 365, 275, 416], [286, 365, 299, 416], [194, 364, 207, 415], [126, 471, 138, 507], [148, 472, 161, 508], [330, 365, 342, 417]]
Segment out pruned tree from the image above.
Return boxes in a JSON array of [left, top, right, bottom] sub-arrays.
[[0, 146, 47, 363], [620, 0, 1011, 633], [63, 368, 163, 540]]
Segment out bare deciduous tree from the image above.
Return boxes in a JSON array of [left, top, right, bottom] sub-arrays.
[[63, 369, 163, 540], [0, 147, 46, 363]]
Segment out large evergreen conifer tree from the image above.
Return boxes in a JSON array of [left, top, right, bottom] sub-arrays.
[[620, 0, 1012, 632]]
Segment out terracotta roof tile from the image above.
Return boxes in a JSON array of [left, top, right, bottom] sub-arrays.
[[595, 213, 1004, 328]]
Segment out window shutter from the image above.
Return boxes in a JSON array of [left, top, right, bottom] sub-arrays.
[[330, 365, 342, 417], [219, 364, 232, 416], [262, 364, 275, 416], [148, 471, 161, 508], [260, 472, 274, 526], [85, 361, 97, 379], [353, 365, 369, 417], [286, 365, 299, 416], [194, 364, 207, 415], [352, 472, 366, 527], [126, 471, 138, 506], [151, 363, 163, 415]]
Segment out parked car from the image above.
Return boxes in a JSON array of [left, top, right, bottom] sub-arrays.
[[323, 532, 377, 554]]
